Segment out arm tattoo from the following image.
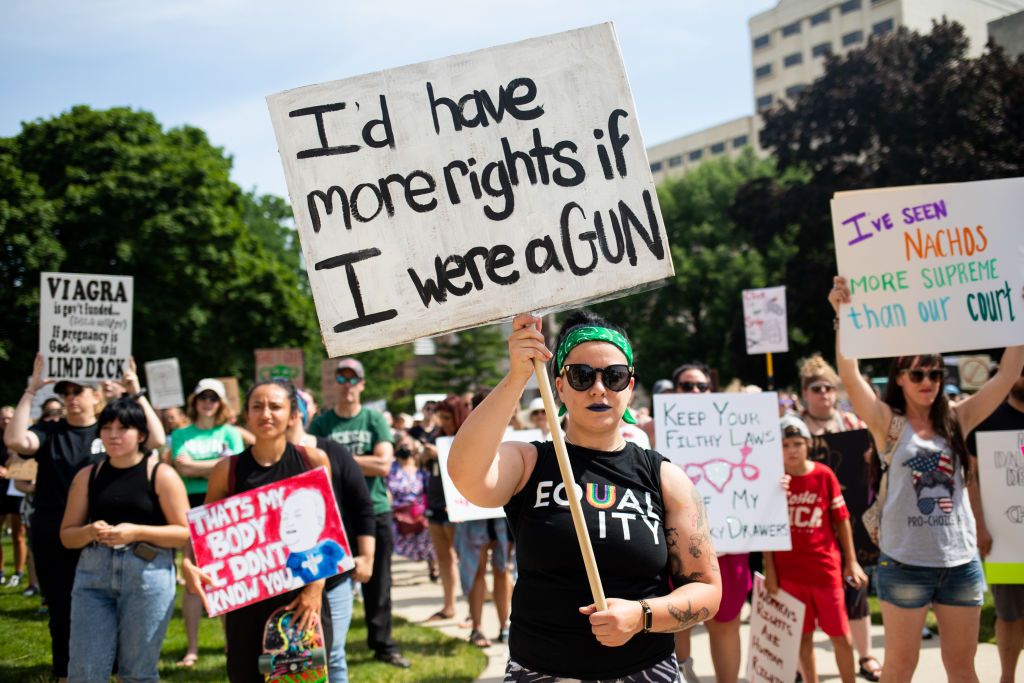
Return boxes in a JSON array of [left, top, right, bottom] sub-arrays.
[[687, 488, 711, 560], [666, 599, 711, 632]]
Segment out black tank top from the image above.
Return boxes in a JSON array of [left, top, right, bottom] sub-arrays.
[[88, 456, 165, 527], [230, 442, 309, 495], [504, 441, 673, 679]]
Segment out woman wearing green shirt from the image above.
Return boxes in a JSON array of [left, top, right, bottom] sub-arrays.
[[170, 378, 244, 668]]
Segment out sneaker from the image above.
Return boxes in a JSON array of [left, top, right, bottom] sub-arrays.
[[679, 656, 700, 683], [7, 573, 21, 588], [22, 586, 38, 598], [0, 574, 7, 587], [374, 651, 411, 669]]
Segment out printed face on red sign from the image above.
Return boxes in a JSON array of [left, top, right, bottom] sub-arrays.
[[280, 488, 326, 552]]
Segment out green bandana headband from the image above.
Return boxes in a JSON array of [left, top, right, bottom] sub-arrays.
[[554, 325, 637, 425]]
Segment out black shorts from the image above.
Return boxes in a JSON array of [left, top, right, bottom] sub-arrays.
[[0, 494, 22, 516], [188, 492, 207, 509], [844, 582, 869, 620], [425, 506, 450, 525]]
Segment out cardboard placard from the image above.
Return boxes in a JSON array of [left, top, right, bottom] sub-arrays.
[[435, 429, 542, 522], [5, 456, 38, 482], [188, 467, 353, 616], [255, 348, 305, 388], [810, 429, 878, 564], [267, 23, 672, 357], [39, 272, 133, 381], [743, 286, 788, 354], [144, 358, 185, 410], [747, 572, 805, 683], [653, 393, 792, 553], [216, 377, 241, 416], [831, 178, 1024, 359], [975, 430, 1024, 583]]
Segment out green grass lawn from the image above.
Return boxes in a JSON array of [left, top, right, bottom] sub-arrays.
[[0, 536, 485, 682]]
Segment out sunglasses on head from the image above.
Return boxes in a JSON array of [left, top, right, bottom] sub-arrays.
[[335, 375, 360, 385], [677, 381, 710, 393], [560, 364, 633, 392], [807, 383, 836, 394], [902, 368, 944, 384]]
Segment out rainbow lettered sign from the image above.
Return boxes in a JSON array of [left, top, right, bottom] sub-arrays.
[[188, 466, 353, 616]]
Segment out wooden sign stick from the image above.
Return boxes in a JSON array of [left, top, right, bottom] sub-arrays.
[[532, 357, 607, 610]]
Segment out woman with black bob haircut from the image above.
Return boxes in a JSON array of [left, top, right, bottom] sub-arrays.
[[182, 380, 332, 682], [61, 397, 190, 683], [449, 311, 721, 682], [829, 276, 1024, 683]]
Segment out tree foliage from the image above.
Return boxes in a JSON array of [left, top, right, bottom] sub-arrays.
[[739, 21, 1024, 372], [0, 106, 319, 400], [416, 324, 508, 396]]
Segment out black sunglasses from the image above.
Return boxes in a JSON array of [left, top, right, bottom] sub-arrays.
[[902, 368, 944, 384], [57, 386, 85, 398], [807, 383, 836, 394], [677, 381, 710, 393], [561, 364, 633, 392]]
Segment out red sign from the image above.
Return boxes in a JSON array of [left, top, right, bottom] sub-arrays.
[[188, 466, 353, 616]]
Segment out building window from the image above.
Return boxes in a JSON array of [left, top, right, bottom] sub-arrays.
[[650, 161, 663, 172], [753, 33, 771, 49], [781, 21, 801, 37], [840, 0, 861, 14], [812, 42, 832, 58], [810, 10, 830, 26], [414, 338, 437, 355], [754, 63, 773, 79], [732, 135, 749, 148], [842, 30, 863, 46], [756, 94, 774, 110], [786, 84, 807, 98], [873, 18, 894, 36], [668, 155, 682, 168], [688, 149, 703, 162], [784, 52, 803, 68], [710, 142, 726, 155]]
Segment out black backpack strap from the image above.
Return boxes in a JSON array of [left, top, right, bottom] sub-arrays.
[[227, 452, 241, 494], [148, 456, 161, 496]]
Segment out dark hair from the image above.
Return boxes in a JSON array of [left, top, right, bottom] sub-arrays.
[[436, 394, 470, 436], [552, 310, 632, 381], [672, 361, 711, 386], [882, 355, 967, 477], [97, 397, 149, 451], [471, 388, 492, 409], [245, 380, 299, 415]]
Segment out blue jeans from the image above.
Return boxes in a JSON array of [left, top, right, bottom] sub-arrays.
[[326, 576, 354, 683], [68, 544, 176, 683], [876, 553, 984, 609]]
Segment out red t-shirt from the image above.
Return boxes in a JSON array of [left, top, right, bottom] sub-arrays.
[[773, 462, 849, 586]]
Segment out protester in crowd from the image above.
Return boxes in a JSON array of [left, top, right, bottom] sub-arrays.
[[652, 379, 674, 395], [409, 401, 440, 443], [799, 354, 881, 680], [388, 431, 434, 569], [421, 395, 467, 624], [526, 397, 549, 437], [829, 276, 1024, 683], [0, 405, 28, 589], [308, 359, 409, 668], [159, 405, 189, 436], [170, 377, 245, 668], [765, 416, 867, 683], [15, 400, 63, 601], [450, 311, 722, 681], [184, 380, 333, 682], [393, 412, 413, 432], [4, 353, 164, 682], [777, 390, 801, 417], [967, 368, 1024, 683], [288, 390, 375, 683], [60, 397, 189, 682]]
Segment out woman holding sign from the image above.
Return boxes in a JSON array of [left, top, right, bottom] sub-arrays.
[[829, 276, 1024, 683], [449, 311, 721, 682], [182, 380, 333, 683]]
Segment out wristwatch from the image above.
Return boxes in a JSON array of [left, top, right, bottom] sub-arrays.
[[638, 599, 653, 634]]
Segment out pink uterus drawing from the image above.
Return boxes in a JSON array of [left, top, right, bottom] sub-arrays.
[[684, 445, 761, 493]]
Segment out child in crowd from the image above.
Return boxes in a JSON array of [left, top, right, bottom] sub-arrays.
[[765, 416, 867, 683]]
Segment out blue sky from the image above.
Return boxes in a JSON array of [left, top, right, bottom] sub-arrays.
[[0, 0, 775, 200]]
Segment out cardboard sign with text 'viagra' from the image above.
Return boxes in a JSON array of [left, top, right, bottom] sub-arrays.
[[267, 23, 673, 356], [188, 466, 353, 616]]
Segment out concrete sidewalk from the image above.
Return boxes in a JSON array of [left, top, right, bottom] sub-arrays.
[[390, 557, 1017, 682]]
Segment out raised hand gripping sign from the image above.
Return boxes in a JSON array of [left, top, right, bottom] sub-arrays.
[[653, 392, 791, 553], [831, 177, 1024, 359], [267, 23, 672, 357], [188, 467, 353, 616]]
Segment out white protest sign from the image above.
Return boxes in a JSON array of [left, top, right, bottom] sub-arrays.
[[975, 430, 1024, 584], [747, 572, 805, 683], [414, 394, 447, 413], [267, 23, 672, 357], [437, 429, 542, 522], [742, 286, 788, 354], [39, 272, 133, 381], [653, 392, 791, 553], [144, 358, 185, 410], [831, 177, 1024, 359]]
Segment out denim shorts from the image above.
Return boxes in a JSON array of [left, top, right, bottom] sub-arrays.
[[876, 553, 984, 609]]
